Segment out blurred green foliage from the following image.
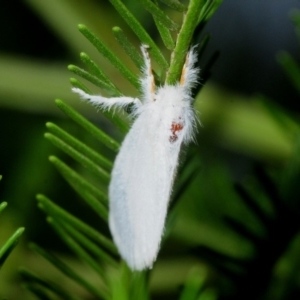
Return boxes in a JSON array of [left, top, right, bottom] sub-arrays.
[[0, 1, 300, 299]]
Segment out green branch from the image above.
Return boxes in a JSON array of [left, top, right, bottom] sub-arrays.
[[108, 0, 169, 72], [166, 0, 205, 84]]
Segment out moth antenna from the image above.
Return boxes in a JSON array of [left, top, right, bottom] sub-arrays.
[[140, 45, 156, 102], [180, 46, 199, 93]]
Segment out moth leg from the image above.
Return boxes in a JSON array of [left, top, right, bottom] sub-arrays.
[[180, 47, 199, 93], [140, 45, 156, 102], [72, 88, 141, 111]]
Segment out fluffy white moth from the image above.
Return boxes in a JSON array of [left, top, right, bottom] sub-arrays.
[[72, 45, 199, 271]]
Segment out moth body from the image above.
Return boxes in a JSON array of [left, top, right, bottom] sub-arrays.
[[72, 45, 199, 270], [109, 85, 194, 270]]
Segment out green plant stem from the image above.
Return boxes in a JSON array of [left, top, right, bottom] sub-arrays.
[[48, 218, 109, 285], [68, 64, 120, 96], [166, 0, 204, 84], [47, 157, 108, 221], [20, 269, 80, 300], [36, 195, 116, 254], [80, 52, 120, 94], [49, 156, 108, 205], [55, 99, 121, 150], [107, 0, 169, 72], [154, 17, 175, 50], [153, 0, 175, 51], [158, 0, 187, 12], [46, 122, 113, 171], [23, 284, 52, 300], [112, 27, 144, 69], [62, 221, 117, 267], [45, 133, 110, 184], [70, 77, 91, 93], [48, 156, 108, 222], [139, 0, 179, 30], [29, 243, 107, 299], [0, 227, 25, 267], [78, 25, 140, 91], [0, 202, 7, 214]]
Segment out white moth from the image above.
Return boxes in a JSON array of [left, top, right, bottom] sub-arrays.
[[72, 45, 199, 271]]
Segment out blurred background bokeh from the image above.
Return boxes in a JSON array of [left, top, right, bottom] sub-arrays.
[[1, 0, 300, 299]]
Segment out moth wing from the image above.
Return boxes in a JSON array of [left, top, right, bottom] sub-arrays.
[[109, 113, 179, 270]]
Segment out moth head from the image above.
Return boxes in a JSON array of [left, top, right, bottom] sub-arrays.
[[155, 85, 187, 105]]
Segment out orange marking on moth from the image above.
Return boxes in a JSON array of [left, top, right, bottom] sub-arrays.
[[151, 74, 155, 95], [143, 45, 156, 99], [180, 66, 186, 86], [170, 122, 183, 143], [180, 54, 189, 85], [146, 55, 155, 98]]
